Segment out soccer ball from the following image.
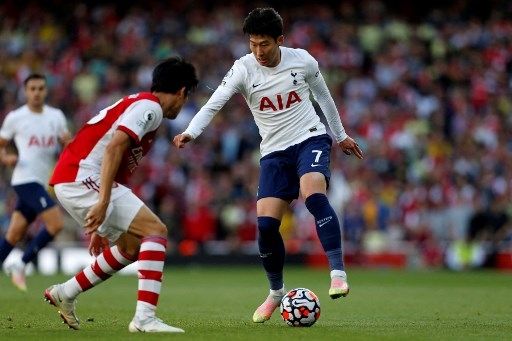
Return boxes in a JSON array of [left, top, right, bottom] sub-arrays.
[[280, 288, 321, 327]]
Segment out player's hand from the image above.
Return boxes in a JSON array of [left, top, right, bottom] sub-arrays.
[[88, 232, 109, 257], [172, 133, 193, 148], [1, 153, 18, 167], [84, 202, 108, 235], [59, 131, 73, 147], [338, 136, 364, 159]]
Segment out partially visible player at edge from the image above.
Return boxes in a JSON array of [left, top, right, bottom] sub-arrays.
[[173, 8, 363, 323], [0, 74, 71, 291], [44, 57, 198, 333]]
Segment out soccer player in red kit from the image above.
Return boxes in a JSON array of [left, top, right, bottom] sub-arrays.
[[44, 57, 198, 333]]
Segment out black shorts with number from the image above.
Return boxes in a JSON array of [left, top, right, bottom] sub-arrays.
[[257, 134, 332, 200]]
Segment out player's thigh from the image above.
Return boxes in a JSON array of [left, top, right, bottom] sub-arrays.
[[5, 211, 30, 243], [257, 197, 289, 219], [54, 182, 102, 226], [100, 189, 148, 242], [54, 181, 143, 242], [127, 205, 167, 239], [258, 151, 299, 201], [39, 206, 64, 234], [297, 135, 332, 198]]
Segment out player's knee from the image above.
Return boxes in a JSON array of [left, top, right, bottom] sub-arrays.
[[118, 243, 140, 260], [42, 209, 65, 235], [5, 230, 23, 244], [257, 216, 281, 235], [46, 222, 64, 235]]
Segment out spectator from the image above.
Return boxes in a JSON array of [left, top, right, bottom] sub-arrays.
[[1, 0, 512, 268]]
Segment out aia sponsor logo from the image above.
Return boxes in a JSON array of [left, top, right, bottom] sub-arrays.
[[27, 135, 56, 147], [259, 91, 302, 111]]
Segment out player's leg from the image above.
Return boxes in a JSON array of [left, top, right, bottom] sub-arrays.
[[253, 151, 298, 323], [52, 232, 137, 299], [20, 206, 63, 271], [0, 212, 30, 265], [253, 197, 289, 323], [0, 184, 37, 268], [298, 135, 349, 299], [0, 211, 30, 281], [45, 233, 136, 330], [301, 173, 349, 298], [6, 183, 62, 290], [126, 205, 184, 333], [1, 203, 32, 291], [44, 183, 138, 329]]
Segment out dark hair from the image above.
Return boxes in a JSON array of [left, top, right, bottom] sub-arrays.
[[151, 57, 198, 97], [24, 73, 46, 86], [243, 7, 283, 40]]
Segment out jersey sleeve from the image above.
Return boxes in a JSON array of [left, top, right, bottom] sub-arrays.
[[304, 52, 348, 143], [219, 60, 246, 94], [0, 112, 16, 140], [117, 99, 163, 143], [183, 61, 244, 139]]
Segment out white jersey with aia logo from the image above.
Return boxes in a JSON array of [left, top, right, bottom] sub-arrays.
[[0, 104, 69, 186], [50, 92, 162, 186], [184, 46, 347, 156]]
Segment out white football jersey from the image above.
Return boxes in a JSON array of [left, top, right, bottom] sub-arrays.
[[184, 47, 347, 156], [0, 104, 69, 186]]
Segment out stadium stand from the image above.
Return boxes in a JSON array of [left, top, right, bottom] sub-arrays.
[[1, 0, 511, 269]]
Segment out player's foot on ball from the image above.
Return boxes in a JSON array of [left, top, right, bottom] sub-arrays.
[[6, 261, 27, 292], [44, 284, 80, 330], [128, 316, 184, 333], [329, 270, 350, 299], [252, 287, 285, 323]]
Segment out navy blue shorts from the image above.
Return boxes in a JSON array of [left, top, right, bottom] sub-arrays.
[[13, 182, 56, 224], [257, 134, 332, 200]]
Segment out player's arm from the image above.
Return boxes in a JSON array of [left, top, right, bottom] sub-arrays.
[[88, 232, 110, 257], [173, 87, 234, 148], [307, 62, 363, 159], [173, 132, 193, 148], [174, 64, 242, 148], [59, 131, 73, 148], [0, 113, 18, 166], [57, 110, 73, 148], [84, 130, 131, 234], [0, 137, 17, 167]]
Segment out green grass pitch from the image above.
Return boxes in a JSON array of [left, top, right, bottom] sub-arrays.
[[0, 266, 511, 340]]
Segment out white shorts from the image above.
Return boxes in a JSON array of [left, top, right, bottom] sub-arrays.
[[54, 176, 144, 242]]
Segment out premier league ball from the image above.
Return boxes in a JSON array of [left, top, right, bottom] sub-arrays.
[[280, 288, 321, 327]]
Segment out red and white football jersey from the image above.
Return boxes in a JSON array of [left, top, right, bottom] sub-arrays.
[[50, 92, 163, 186]]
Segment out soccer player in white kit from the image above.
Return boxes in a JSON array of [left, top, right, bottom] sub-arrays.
[[173, 8, 363, 323], [0, 74, 71, 291], [44, 57, 198, 333]]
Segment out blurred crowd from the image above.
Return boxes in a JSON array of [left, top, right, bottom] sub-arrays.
[[1, 0, 512, 268]]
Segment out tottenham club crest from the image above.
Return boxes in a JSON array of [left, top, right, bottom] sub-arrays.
[[291, 70, 298, 85]]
